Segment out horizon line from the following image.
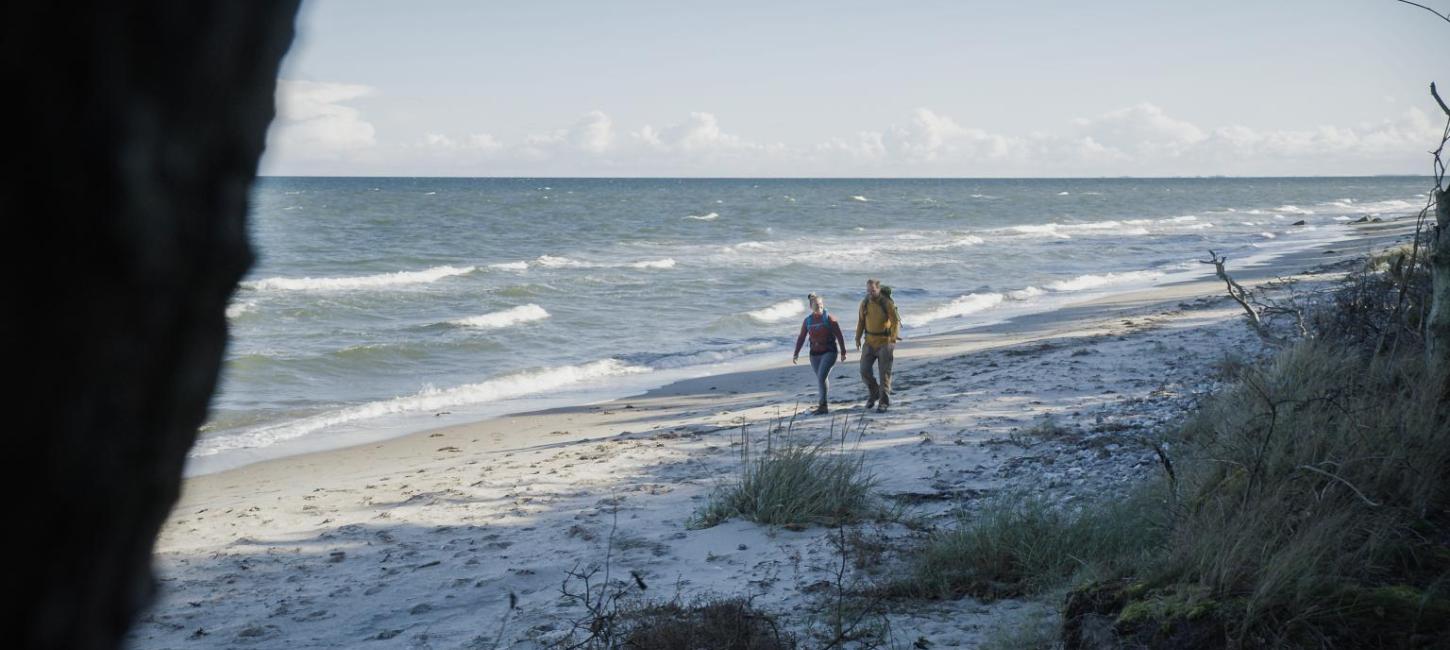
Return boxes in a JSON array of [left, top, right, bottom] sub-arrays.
[[256, 173, 1430, 181]]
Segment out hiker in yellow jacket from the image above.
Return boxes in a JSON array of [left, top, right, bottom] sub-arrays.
[[855, 278, 901, 412]]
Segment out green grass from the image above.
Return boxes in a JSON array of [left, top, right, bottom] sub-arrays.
[[1143, 341, 1450, 643], [904, 488, 1169, 600], [690, 427, 880, 528]]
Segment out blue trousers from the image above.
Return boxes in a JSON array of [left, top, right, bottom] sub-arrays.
[[809, 351, 837, 405]]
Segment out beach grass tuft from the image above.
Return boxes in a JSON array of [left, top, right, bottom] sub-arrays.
[[690, 417, 881, 529]]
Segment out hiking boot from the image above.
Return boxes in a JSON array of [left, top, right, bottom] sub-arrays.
[[876, 398, 890, 413], [865, 397, 877, 410], [812, 403, 830, 415]]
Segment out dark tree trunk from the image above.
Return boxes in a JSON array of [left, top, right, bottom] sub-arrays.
[[2, 3, 299, 648], [1430, 189, 1450, 370]]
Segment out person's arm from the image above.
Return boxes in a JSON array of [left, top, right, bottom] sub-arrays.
[[831, 316, 847, 359], [793, 320, 807, 362]]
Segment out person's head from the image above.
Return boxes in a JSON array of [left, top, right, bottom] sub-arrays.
[[866, 278, 881, 298], [808, 292, 824, 314]]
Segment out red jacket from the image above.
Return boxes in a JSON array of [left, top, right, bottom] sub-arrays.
[[794, 311, 846, 356]]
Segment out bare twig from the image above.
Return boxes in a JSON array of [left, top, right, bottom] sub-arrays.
[[1433, 81, 1450, 119], [1393, 0, 1450, 25]]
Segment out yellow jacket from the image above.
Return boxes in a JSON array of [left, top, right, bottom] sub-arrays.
[[856, 295, 900, 347]]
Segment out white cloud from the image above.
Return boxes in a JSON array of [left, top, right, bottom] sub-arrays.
[[882, 108, 1021, 163], [523, 110, 615, 158], [268, 81, 377, 161], [1071, 103, 1206, 158], [260, 83, 1443, 176], [419, 132, 502, 152]]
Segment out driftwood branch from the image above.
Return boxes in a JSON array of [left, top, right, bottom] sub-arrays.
[[1202, 250, 1266, 334]]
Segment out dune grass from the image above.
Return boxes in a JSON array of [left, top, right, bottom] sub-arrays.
[[690, 419, 881, 529], [903, 487, 1169, 600]]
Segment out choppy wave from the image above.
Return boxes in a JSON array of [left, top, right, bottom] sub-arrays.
[[1006, 286, 1045, 300], [226, 299, 257, 319], [533, 256, 676, 270], [1046, 270, 1163, 292], [747, 299, 805, 324], [628, 258, 677, 269], [488, 261, 529, 271], [632, 342, 779, 369], [191, 359, 650, 457], [849, 195, 870, 202], [1316, 198, 1415, 214], [1275, 205, 1315, 215], [685, 212, 720, 221], [244, 265, 476, 292], [906, 292, 1004, 327], [1001, 220, 1151, 239], [451, 304, 550, 329]]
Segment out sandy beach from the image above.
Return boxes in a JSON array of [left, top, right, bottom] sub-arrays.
[[128, 219, 1415, 649]]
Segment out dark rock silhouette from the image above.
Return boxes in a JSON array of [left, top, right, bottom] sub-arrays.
[[4, 3, 299, 648]]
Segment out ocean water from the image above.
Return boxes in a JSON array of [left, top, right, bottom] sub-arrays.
[[196, 177, 1426, 474]]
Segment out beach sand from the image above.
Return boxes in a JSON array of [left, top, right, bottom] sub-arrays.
[[129, 220, 1415, 648]]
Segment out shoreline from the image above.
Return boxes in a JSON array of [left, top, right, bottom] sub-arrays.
[[135, 218, 1416, 648], [189, 217, 1380, 478]]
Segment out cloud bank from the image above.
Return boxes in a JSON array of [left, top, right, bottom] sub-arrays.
[[263, 80, 1442, 177]]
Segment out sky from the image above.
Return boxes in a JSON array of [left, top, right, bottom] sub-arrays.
[[260, 0, 1450, 177]]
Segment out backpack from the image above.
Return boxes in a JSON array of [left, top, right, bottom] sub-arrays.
[[804, 310, 832, 331], [859, 287, 901, 337]]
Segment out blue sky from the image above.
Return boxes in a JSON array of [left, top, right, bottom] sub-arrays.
[[262, 0, 1450, 176]]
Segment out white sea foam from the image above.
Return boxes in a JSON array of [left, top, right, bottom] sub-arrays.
[[647, 342, 778, 369], [1057, 191, 1071, 196], [534, 255, 585, 268], [226, 299, 257, 319], [850, 195, 870, 202], [488, 261, 529, 271], [907, 292, 1004, 327], [721, 241, 768, 253], [746, 299, 805, 324], [627, 258, 677, 269], [1275, 205, 1315, 215], [1046, 270, 1162, 292], [243, 265, 476, 292], [191, 359, 650, 457], [685, 212, 720, 221], [451, 304, 550, 329], [1260, 232, 1277, 239], [533, 256, 675, 270], [1002, 220, 1148, 239], [1006, 286, 1045, 300]]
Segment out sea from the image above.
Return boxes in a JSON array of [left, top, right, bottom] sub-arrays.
[[193, 177, 1428, 475]]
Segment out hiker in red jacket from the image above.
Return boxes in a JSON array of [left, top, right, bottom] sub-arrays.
[[793, 293, 847, 414]]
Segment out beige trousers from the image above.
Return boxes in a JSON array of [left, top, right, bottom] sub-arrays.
[[859, 342, 894, 402]]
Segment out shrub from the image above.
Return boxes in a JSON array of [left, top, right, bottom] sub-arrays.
[[1149, 342, 1450, 643]]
